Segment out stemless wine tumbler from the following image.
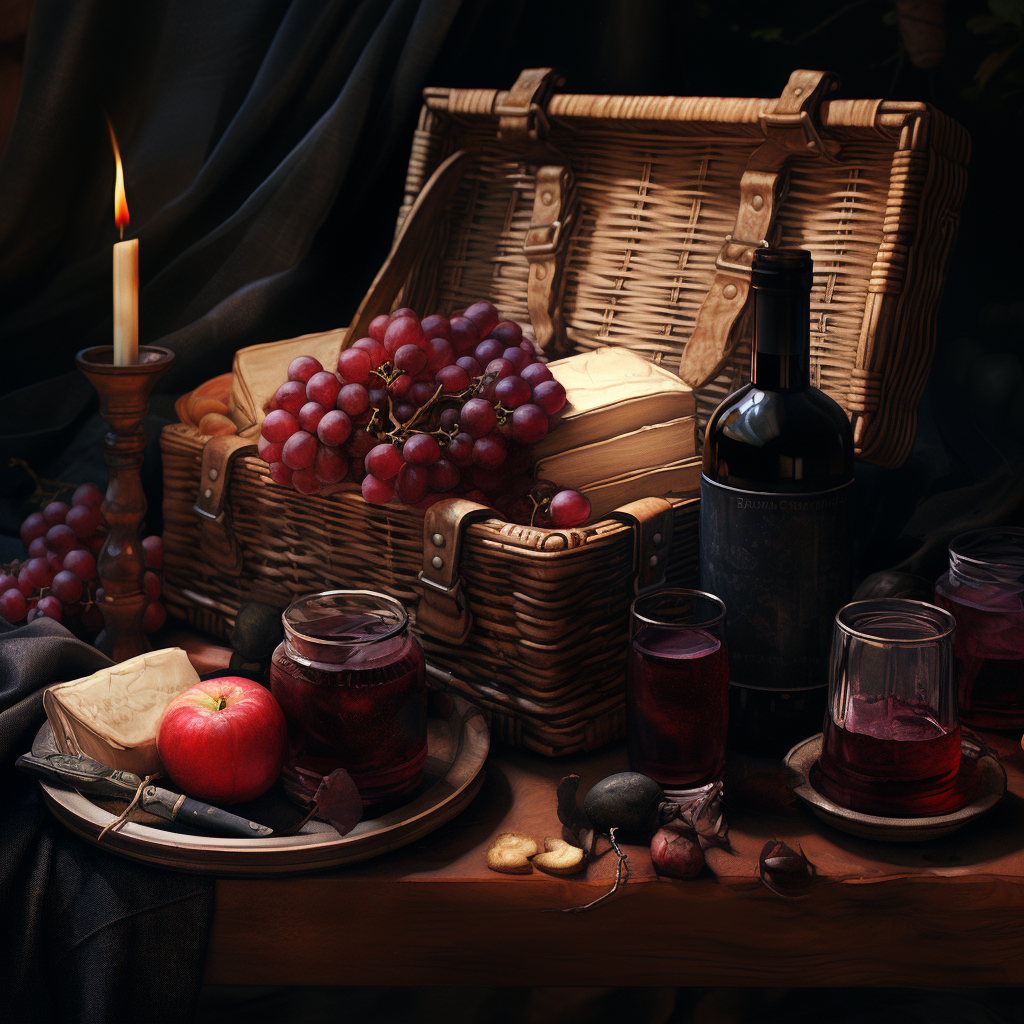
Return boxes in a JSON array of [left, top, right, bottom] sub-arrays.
[[813, 599, 962, 817], [626, 589, 729, 793]]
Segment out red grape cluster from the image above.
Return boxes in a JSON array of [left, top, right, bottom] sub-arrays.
[[258, 301, 591, 527], [0, 483, 167, 636]]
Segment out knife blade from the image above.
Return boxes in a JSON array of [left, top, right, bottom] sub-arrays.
[[141, 785, 274, 838], [16, 751, 144, 799]]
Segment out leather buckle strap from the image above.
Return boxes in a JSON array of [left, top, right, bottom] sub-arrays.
[[715, 234, 772, 275], [192, 434, 256, 576], [495, 67, 563, 140], [523, 218, 564, 256], [525, 164, 575, 356]]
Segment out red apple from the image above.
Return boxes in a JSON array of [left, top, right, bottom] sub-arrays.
[[157, 677, 287, 805]]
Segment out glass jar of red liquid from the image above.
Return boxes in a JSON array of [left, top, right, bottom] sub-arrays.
[[934, 527, 1024, 730], [270, 590, 427, 813], [813, 599, 962, 817], [626, 589, 729, 796]]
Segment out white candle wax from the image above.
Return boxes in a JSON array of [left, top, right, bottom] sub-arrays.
[[113, 237, 138, 366]]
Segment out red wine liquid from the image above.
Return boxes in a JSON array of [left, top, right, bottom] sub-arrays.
[[626, 626, 729, 788], [270, 612, 427, 812], [815, 694, 962, 816], [934, 583, 1024, 729]]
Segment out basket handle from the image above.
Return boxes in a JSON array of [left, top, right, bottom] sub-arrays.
[[609, 497, 675, 595], [679, 70, 841, 388], [192, 434, 256, 576], [416, 498, 495, 645]]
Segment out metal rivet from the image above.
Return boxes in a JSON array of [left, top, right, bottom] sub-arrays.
[[750, 194, 764, 211], [432, 533, 445, 548], [649, 555, 658, 567], [723, 284, 737, 300], [806, 140, 818, 150], [203, 488, 212, 499], [793, 86, 803, 96], [542, 190, 553, 204], [431, 556, 444, 570], [208, 468, 219, 481], [653, 533, 662, 545]]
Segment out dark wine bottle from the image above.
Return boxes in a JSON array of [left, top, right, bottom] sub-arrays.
[[699, 248, 854, 757]]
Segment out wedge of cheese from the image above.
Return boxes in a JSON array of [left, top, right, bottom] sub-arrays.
[[43, 648, 200, 776]]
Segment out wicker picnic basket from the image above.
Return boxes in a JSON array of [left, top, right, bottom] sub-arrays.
[[160, 68, 968, 756]]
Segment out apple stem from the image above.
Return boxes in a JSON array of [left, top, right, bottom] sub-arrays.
[[216, 697, 226, 711]]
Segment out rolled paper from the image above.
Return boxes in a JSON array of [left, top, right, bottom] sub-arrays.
[[113, 238, 139, 365]]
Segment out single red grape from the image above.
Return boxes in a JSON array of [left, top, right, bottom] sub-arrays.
[[361, 474, 394, 505], [414, 493, 447, 511], [37, 595, 63, 622], [314, 445, 349, 484], [142, 534, 163, 570], [502, 347, 529, 372], [338, 383, 371, 416], [396, 464, 429, 504], [352, 337, 389, 368], [337, 347, 373, 384], [86, 535, 104, 556], [421, 315, 452, 342], [367, 387, 389, 410], [45, 524, 76, 555], [50, 570, 82, 604], [511, 403, 549, 444], [0, 588, 27, 623], [347, 428, 377, 459], [463, 488, 491, 505], [273, 380, 307, 416], [394, 344, 427, 375], [47, 550, 63, 573], [464, 301, 499, 338], [299, 401, 327, 433], [368, 314, 390, 342], [439, 406, 461, 432], [28, 537, 48, 559], [403, 434, 442, 466], [521, 362, 553, 387], [17, 567, 35, 596], [532, 379, 567, 415], [425, 336, 453, 373], [71, 482, 104, 510], [394, 402, 416, 423], [384, 317, 425, 356], [460, 398, 497, 438], [291, 467, 322, 494], [409, 380, 438, 407], [64, 548, 98, 581], [141, 570, 161, 603], [317, 409, 352, 447], [262, 408, 300, 443], [306, 371, 341, 408], [550, 489, 591, 527], [281, 431, 317, 471], [427, 458, 460, 492], [142, 601, 166, 633], [20, 512, 47, 548], [288, 355, 323, 383], [258, 435, 284, 463], [449, 316, 479, 355], [447, 432, 475, 468], [389, 372, 413, 399], [456, 356, 483, 377], [366, 443, 404, 480], [488, 321, 523, 347], [43, 502, 70, 526], [435, 365, 470, 393], [484, 358, 516, 383], [472, 433, 507, 470], [474, 338, 503, 366], [494, 375, 531, 408], [269, 462, 293, 488], [388, 306, 418, 324]]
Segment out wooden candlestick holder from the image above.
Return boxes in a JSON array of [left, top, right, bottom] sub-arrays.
[[75, 345, 175, 663]]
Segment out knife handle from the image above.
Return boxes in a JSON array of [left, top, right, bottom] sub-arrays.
[[177, 796, 274, 838]]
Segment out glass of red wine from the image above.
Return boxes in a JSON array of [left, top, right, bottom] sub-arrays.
[[270, 590, 427, 814], [933, 527, 1024, 730], [813, 599, 963, 817], [626, 589, 729, 796]]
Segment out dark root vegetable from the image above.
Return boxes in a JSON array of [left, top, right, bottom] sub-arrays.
[[651, 824, 704, 878], [583, 772, 665, 842], [758, 839, 815, 898]]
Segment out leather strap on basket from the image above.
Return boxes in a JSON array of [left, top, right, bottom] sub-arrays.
[[192, 434, 255, 576], [678, 70, 841, 389], [525, 164, 575, 356], [416, 498, 494, 645], [609, 498, 675, 595]]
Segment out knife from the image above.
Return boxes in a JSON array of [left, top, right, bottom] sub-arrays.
[[16, 751, 273, 839]]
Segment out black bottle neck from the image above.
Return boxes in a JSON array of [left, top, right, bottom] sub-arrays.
[[750, 277, 810, 391]]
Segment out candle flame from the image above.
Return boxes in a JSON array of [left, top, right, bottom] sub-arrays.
[[106, 117, 129, 239]]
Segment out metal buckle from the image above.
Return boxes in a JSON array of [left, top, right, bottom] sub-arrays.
[[417, 572, 463, 599], [523, 220, 563, 257], [192, 504, 223, 523], [715, 234, 770, 275], [494, 101, 550, 140]]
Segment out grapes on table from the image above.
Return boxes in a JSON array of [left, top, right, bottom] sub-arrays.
[[251, 301, 593, 528], [1, 484, 168, 639]]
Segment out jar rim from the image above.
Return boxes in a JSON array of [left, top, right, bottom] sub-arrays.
[[282, 589, 408, 648], [630, 588, 727, 630], [835, 598, 955, 645], [949, 526, 1024, 585]]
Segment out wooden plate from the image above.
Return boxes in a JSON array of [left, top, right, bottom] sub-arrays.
[[785, 732, 1006, 843], [33, 693, 488, 875]]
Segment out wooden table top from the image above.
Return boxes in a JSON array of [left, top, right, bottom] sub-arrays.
[[173, 631, 1024, 988]]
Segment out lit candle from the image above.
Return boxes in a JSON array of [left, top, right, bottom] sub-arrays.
[[108, 120, 137, 366]]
